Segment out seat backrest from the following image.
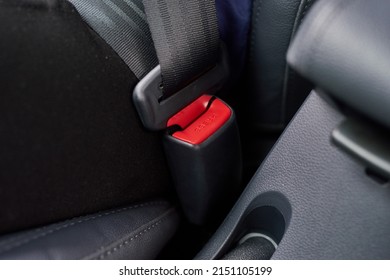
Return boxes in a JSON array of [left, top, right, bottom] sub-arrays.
[[0, 0, 173, 234]]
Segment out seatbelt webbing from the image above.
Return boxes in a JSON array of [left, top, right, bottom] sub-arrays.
[[69, 0, 220, 99], [68, 0, 159, 79], [142, 0, 220, 99]]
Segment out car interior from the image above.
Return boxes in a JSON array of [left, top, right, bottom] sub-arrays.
[[0, 0, 389, 260]]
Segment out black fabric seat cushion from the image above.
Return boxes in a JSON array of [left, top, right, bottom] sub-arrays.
[[0, 0, 173, 234]]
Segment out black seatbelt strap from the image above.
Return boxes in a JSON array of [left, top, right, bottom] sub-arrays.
[[69, 0, 227, 130], [68, 0, 159, 79], [68, 0, 220, 98], [133, 0, 228, 130], [142, 0, 220, 99], [66, 0, 240, 224]]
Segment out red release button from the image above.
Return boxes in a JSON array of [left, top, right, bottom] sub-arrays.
[[167, 95, 213, 129], [171, 98, 232, 145]]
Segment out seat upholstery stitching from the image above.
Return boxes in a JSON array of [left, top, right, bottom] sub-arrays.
[[249, 0, 264, 64], [89, 208, 175, 260], [0, 201, 168, 254]]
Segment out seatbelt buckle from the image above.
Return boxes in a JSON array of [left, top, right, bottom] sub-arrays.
[[133, 45, 241, 225], [133, 45, 229, 131], [163, 94, 242, 225]]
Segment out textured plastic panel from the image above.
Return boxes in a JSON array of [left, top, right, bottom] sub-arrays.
[[197, 91, 390, 259]]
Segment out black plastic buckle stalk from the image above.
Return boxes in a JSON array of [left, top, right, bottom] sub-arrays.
[[133, 45, 241, 225], [133, 45, 229, 131], [163, 97, 242, 225]]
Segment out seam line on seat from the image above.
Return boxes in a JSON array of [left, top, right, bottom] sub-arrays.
[[0, 201, 168, 254], [89, 207, 176, 260], [249, 0, 264, 64]]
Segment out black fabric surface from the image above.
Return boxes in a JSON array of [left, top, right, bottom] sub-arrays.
[[0, 0, 172, 234], [142, 0, 220, 98]]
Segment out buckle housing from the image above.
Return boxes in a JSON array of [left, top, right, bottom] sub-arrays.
[[133, 46, 229, 131]]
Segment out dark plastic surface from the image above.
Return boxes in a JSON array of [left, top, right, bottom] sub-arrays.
[[287, 0, 390, 129], [239, 206, 286, 245], [332, 119, 390, 180], [197, 92, 390, 259], [222, 237, 276, 260], [163, 109, 242, 225]]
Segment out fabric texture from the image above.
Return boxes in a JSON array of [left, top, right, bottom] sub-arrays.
[[68, 0, 250, 96], [68, 0, 159, 80], [142, 0, 220, 98], [0, 0, 173, 234]]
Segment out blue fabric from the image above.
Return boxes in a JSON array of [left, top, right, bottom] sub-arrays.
[[216, 0, 252, 79]]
